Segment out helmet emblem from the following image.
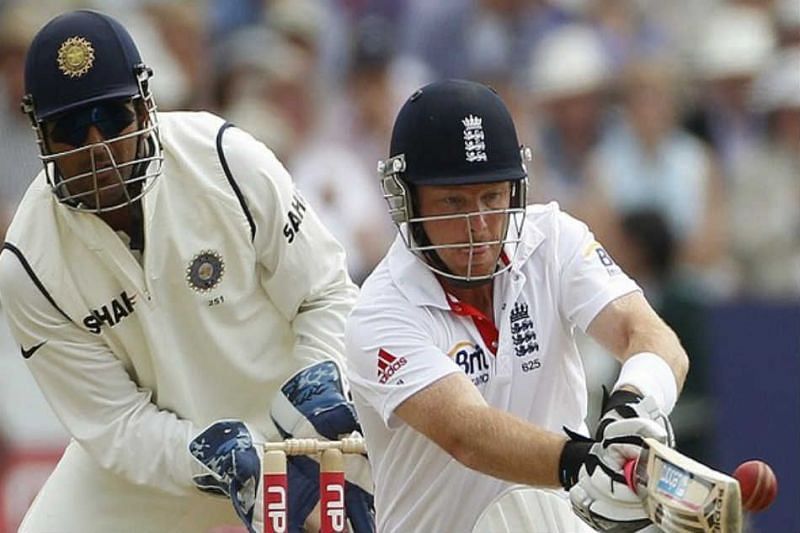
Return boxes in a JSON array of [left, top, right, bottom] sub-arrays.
[[462, 114, 487, 163], [186, 250, 225, 293], [57, 36, 95, 78]]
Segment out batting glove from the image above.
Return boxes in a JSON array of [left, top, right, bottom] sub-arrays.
[[568, 424, 661, 532], [567, 391, 673, 532], [596, 389, 675, 473]]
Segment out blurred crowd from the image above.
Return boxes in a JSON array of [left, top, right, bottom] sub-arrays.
[[0, 0, 797, 297], [0, 0, 798, 521]]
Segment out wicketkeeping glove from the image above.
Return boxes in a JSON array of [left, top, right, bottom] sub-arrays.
[[270, 360, 375, 532], [189, 420, 261, 533]]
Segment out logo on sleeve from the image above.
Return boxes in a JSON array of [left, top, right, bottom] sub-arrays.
[[377, 349, 407, 384], [20, 340, 47, 359], [584, 241, 621, 276], [283, 191, 307, 244], [448, 341, 491, 386]]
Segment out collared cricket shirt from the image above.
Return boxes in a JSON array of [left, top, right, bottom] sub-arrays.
[[0, 111, 357, 532], [346, 202, 640, 532]]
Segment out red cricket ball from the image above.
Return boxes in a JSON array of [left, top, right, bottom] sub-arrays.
[[733, 460, 778, 512]]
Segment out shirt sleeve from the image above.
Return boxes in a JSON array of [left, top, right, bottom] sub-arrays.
[[345, 296, 462, 429], [0, 251, 201, 496], [555, 211, 641, 332], [219, 126, 359, 372]]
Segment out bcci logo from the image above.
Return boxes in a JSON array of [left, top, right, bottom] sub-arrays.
[[462, 114, 487, 162], [186, 250, 225, 293], [57, 36, 95, 78]]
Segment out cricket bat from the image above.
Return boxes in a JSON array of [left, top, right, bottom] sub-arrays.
[[624, 438, 742, 533]]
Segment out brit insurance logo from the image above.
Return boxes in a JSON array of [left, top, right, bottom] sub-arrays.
[[584, 241, 621, 276], [377, 349, 407, 384], [448, 341, 491, 386]]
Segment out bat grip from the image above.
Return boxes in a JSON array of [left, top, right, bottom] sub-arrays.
[[624, 459, 638, 494]]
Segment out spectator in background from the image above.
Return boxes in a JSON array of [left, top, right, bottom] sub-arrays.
[[142, 1, 208, 109], [314, 15, 401, 173], [290, 16, 407, 283], [0, 4, 51, 236], [525, 24, 612, 213], [614, 210, 713, 465], [586, 0, 670, 71], [684, 4, 776, 173], [402, 0, 571, 80], [215, 26, 307, 162], [774, 0, 800, 47], [266, 0, 327, 141], [588, 57, 726, 286], [76, 1, 192, 111], [211, 0, 333, 165], [207, 0, 264, 42], [728, 47, 800, 298]]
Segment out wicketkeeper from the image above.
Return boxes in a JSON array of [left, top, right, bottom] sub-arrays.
[[0, 10, 373, 532]]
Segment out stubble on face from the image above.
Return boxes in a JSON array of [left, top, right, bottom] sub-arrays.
[[417, 182, 511, 278], [46, 122, 140, 209]]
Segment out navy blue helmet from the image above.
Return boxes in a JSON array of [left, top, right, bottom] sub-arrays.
[[379, 79, 531, 283], [22, 10, 163, 213], [387, 79, 529, 186], [24, 10, 146, 119]]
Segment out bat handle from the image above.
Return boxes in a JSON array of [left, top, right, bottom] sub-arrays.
[[624, 459, 638, 494]]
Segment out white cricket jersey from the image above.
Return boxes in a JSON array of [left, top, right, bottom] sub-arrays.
[[346, 203, 640, 532], [0, 111, 358, 532]]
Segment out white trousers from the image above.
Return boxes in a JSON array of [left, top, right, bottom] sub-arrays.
[[472, 487, 662, 533], [19, 441, 240, 533]]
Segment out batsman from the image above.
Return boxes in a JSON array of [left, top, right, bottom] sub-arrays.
[[345, 80, 690, 532], [0, 10, 373, 533]]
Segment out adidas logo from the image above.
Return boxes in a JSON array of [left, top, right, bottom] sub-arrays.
[[377, 348, 407, 384]]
